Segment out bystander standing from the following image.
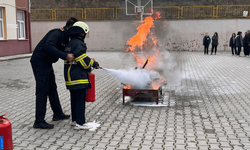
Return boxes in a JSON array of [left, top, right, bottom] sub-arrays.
[[229, 33, 237, 56]]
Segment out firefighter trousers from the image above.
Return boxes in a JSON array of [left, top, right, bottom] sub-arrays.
[[70, 89, 86, 125], [31, 63, 64, 123]]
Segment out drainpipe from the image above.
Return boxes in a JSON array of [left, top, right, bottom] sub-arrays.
[[28, 0, 32, 52], [29, 0, 30, 13]]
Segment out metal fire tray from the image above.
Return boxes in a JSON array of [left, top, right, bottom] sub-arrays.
[[123, 87, 163, 105]]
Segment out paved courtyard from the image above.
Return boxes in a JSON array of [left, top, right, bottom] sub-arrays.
[[1, 51, 250, 150]]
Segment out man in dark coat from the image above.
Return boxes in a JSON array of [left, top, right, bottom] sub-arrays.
[[30, 18, 77, 129], [243, 30, 250, 57], [236, 31, 243, 57]]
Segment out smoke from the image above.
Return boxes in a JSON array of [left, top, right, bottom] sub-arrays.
[[104, 12, 183, 91], [130, 50, 182, 88], [158, 51, 182, 87], [103, 68, 161, 89], [103, 50, 182, 90]]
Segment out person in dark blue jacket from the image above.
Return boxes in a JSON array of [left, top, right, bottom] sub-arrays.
[[203, 32, 211, 55], [236, 31, 243, 57], [64, 21, 99, 130], [30, 18, 78, 129]]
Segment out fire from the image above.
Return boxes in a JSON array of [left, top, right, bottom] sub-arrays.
[[132, 53, 156, 66], [126, 16, 154, 51], [151, 34, 158, 46], [152, 77, 166, 90], [124, 85, 132, 89], [125, 11, 166, 89], [126, 12, 162, 67]]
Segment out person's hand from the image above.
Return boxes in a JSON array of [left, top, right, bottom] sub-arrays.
[[66, 54, 75, 62], [94, 62, 100, 69], [91, 58, 96, 61]]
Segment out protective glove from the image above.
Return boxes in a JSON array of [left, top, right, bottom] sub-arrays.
[[93, 61, 100, 69]]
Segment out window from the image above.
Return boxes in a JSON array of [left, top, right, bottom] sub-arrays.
[[0, 8, 4, 40], [17, 11, 25, 39]]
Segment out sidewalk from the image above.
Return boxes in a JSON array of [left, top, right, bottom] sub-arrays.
[[0, 53, 32, 61]]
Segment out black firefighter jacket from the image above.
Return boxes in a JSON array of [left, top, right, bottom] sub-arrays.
[[64, 37, 98, 90], [30, 27, 68, 69]]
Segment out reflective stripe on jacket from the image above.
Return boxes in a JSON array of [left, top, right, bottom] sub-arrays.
[[64, 37, 96, 90]]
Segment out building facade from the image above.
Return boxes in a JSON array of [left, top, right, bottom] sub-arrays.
[[0, 0, 31, 57]]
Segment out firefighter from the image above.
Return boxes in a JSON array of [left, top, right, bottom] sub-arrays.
[[30, 18, 78, 129], [64, 21, 99, 130]]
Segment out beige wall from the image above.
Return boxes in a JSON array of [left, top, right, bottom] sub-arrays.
[[31, 21, 64, 50], [31, 19, 250, 51], [0, 0, 17, 40], [31, 20, 138, 50]]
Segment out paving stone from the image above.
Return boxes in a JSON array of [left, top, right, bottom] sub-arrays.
[[140, 146, 151, 150], [118, 143, 129, 149], [83, 145, 95, 150], [48, 146, 61, 150], [35, 148, 48, 150], [232, 145, 244, 150], [175, 144, 186, 149], [162, 146, 175, 150], [4, 52, 250, 150], [71, 147, 85, 150], [209, 144, 221, 149], [221, 148, 232, 150], [128, 147, 141, 150], [186, 148, 198, 150], [198, 146, 209, 150]]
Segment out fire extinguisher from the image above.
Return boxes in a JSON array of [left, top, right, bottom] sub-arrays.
[[86, 72, 95, 102], [0, 114, 13, 150]]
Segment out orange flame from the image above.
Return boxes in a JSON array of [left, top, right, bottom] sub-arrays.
[[132, 53, 157, 66], [124, 85, 132, 89], [152, 77, 166, 90], [126, 16, 154, 51], [151, 35, 158, 46], [125, 12, 166, 89], [126, 12, 162, 68]]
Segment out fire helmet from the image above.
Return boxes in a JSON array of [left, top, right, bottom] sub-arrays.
[[66, 21, 90, 39], [73, 21, 90, 34]]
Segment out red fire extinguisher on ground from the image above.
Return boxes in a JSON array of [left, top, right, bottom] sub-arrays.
[[86, 72, 95, 102], [0, 114, 13, 150]]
